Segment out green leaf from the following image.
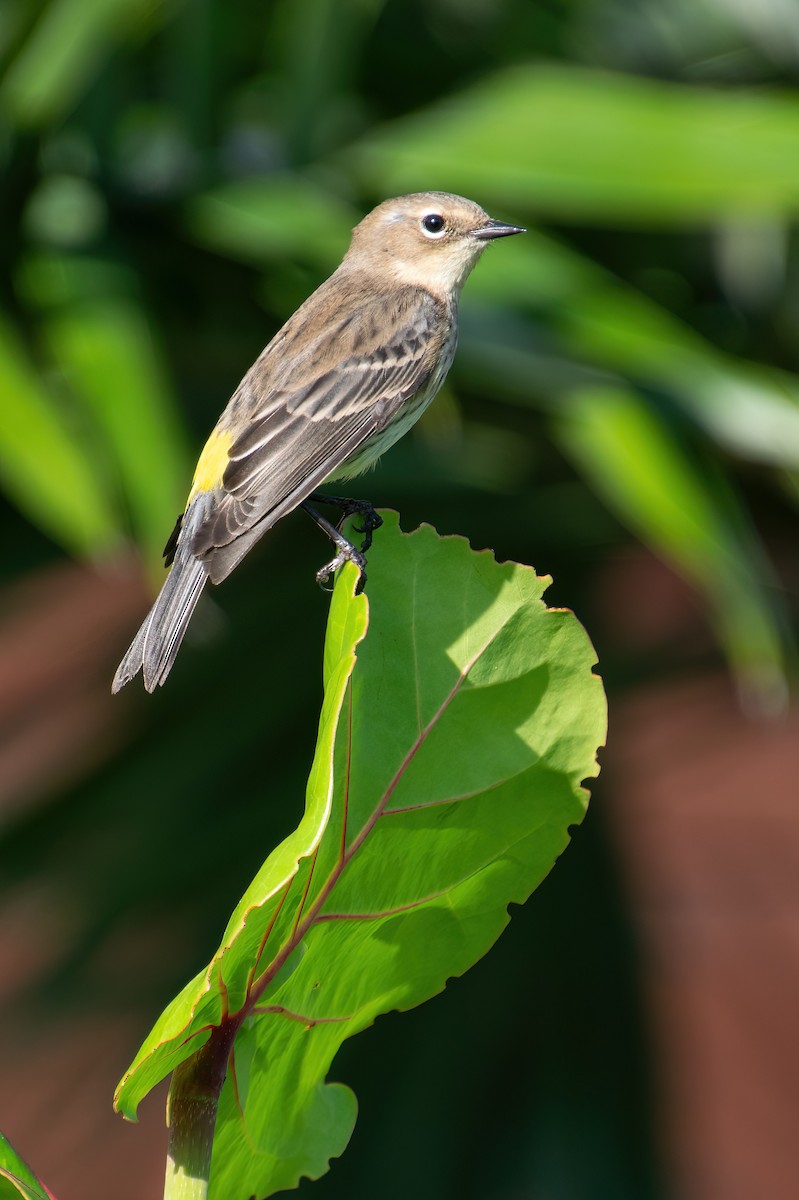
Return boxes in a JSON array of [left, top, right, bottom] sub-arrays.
[[454, 230, 796, 707], [186, 175, 357, 270], [462, 231, 799, 475], [0, 314, 120, 556], [44, 295, 191, 564], [556, 279, 799, 470], [350, 63, 799, 223], [556, 384, 789, 713], [116, 515, 605, 1197], [0, 1132, 55, 1200], [0, 0, 170, 126], [114, 564, 371, 1122], [266, 0, 388, 162]]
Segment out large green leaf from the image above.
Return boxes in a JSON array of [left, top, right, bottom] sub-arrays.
[[0, 1132, 55, 1200], [350, 63, 799, 223], [116, 515, 605, 1197]]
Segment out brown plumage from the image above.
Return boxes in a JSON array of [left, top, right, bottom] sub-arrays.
[[112, 192, 524, 692]]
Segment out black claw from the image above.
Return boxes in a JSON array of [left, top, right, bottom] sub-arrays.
[[350, 509, 383, 553], [302, 493, 382, 592]]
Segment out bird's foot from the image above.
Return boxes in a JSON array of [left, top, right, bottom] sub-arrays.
[[315, 541, 368, 594], [308, 493, 383, 555], [301, 499, 370, 593]]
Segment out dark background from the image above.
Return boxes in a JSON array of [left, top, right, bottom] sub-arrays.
[[1, 2, 798, 1197]]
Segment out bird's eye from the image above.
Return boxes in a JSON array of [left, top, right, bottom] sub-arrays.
[[421, 213, 446, 236]]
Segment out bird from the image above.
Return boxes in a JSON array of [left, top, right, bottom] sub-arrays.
[[112, 191, 525, 693]]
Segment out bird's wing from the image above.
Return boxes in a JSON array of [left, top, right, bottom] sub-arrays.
[[189, 285, 445, 582]]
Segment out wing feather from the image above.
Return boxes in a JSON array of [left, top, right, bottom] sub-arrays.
[[190, 283, 447, 579]]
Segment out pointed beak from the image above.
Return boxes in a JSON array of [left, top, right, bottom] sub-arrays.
[[472, 218, 526, 241]]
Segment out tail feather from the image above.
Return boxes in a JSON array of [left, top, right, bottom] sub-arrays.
[[112, 546, 209, 693]]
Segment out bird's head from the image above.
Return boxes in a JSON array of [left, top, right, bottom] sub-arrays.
[[346, 192, 525, 295]]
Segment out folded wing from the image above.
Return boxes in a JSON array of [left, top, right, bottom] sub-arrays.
[[191, 284, 445, 583]]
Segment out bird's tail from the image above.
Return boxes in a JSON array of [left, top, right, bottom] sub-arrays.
[[112, 542, 209, 693]]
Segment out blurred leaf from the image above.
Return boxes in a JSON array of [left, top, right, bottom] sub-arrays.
[[0, 0, 173, 127], [44, 295, 191, 565], [466, 226, 603, 309], [714, 215, 787, 310], [186, 175, 357, 270], [351, 63, 799, 223], [556, 384, 789, 713], [0, 2, 29, 63], [464, 235, 799, 471], [0, 1131, 55, 1200], [117, 515, 605, 1197], [268, 0, 388, 162], [559, 284, 799, 471], [17, 253, 135, 309], [0, 314, 120, 556]]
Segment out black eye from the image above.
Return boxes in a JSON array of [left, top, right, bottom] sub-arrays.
[[422, 213, 445, 234]]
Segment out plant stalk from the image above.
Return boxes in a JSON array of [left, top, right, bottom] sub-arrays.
[[163, 1024, 237, 1200]]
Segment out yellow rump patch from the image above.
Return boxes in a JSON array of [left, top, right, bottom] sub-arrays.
[[188, 427, 234, 499]]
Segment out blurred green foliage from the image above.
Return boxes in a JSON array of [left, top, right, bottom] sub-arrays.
[[3, 0, 799, 703], [2, 0, 799, 1196]]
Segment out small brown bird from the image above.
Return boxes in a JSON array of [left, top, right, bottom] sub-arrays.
[[112, 191, 525, 692]]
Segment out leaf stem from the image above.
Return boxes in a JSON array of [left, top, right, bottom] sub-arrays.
[[163, 1023, 238, 1200]]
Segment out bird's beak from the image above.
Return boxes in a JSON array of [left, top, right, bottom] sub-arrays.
[[472, 219, 526, 241]]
